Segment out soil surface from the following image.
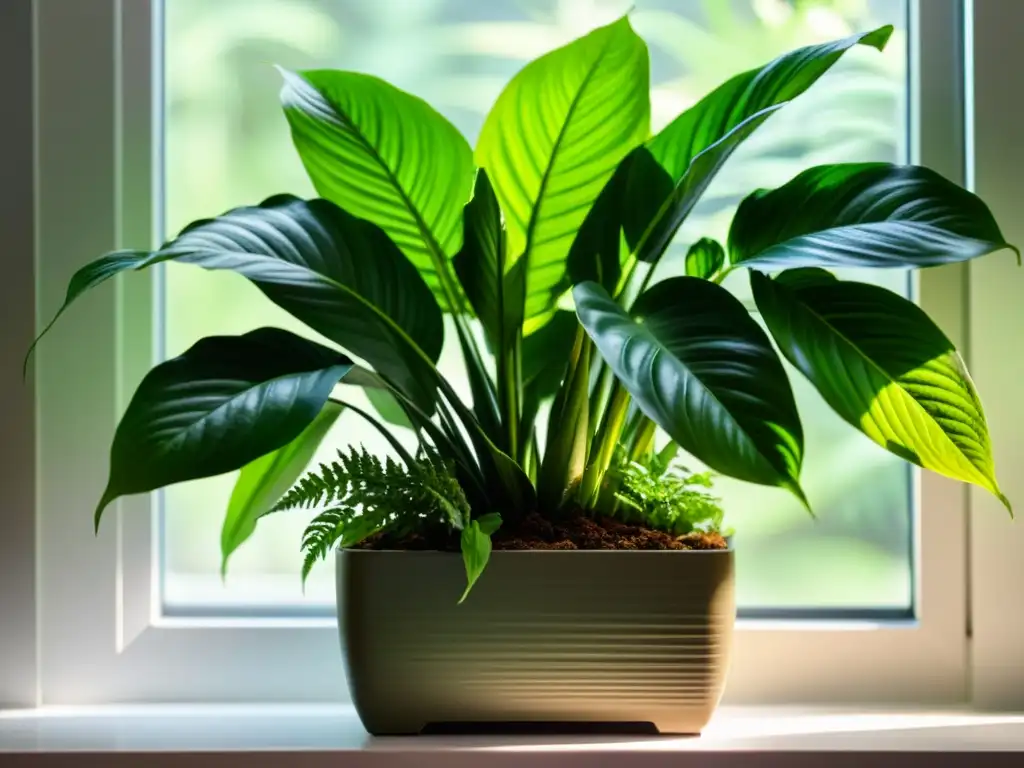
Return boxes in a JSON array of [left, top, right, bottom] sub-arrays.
[[356, 511, 727, 552]]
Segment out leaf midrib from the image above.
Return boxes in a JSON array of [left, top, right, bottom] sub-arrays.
[[522, 27, 619, 273], [146, 365, 347, 459], [638, 323, 785, 481], [303, 77, 456, 291], [779, 280, 989, 482]]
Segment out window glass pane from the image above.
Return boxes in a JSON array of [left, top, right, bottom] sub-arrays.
[[161, 0, 911, 615]]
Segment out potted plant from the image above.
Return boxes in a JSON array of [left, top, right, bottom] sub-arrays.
[[30, 18, 1014, 735]]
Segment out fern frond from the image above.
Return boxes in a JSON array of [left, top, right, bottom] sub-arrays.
[[272, 459, 350, 512], [282, 445, 471, 584], [614, 458, 724, 536]]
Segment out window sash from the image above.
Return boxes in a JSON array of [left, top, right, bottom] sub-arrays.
[[13, 0, 996, 705]]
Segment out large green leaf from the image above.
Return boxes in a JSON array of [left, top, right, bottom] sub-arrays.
[[729, 163, 1017, 269], [279, 69, 474, 308], [573, 279, 806, 506], [619, 27, 892, 267], [751, 269, 1011, 513], [35, 195, 444, 414], [476, 16, 650, 323], [96, 329, 353, 529], [220, 401, 343, 576]]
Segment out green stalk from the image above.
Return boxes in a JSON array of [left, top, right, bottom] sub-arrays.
[[627, 415, 657, 464], [497, 332, 522, 463], [536, 325, 591, 514], [578, 381, 630, 508]]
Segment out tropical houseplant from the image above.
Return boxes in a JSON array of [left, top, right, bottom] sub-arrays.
[[30, 17, 1014, 734]]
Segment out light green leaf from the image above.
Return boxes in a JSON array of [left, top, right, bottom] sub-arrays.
[[279, 68, 474, 308], [574, 279, 807, 507], [476, 512, 503, 537], [459, 520, 494, 604], [221, 402, 343, 577], [751, 269, 1011, 514], [96, 329, 352, 530], [685, 237, 725, 279], [729, 163, 1017, 269], [476, 15, 650, 322]]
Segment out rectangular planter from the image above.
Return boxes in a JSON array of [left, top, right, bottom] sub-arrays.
[[337, 548, 735, 735]]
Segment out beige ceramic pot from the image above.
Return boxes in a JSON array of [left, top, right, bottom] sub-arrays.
[[337, 548, 735, 735]]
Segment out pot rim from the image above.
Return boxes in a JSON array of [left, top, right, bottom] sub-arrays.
[[339, 547, 734, 555]]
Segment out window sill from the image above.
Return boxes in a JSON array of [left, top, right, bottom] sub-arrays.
[[1, 705, 1023, 766]]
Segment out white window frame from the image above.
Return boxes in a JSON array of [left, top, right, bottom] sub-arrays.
[[4, 0, 1022, 708]]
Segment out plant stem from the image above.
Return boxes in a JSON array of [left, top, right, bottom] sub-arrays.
[[578, 381, 630, 508], [537, 325, 590, 513], [497, 333, 521, 463]]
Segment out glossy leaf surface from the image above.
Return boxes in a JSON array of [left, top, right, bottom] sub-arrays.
[[280, 68, 474, 307], [751, 268, 1011, 513], [220, 402, 343, 575], [477, 16, 650, 321], [96, 329, 352, 528], [574, 279, 806, 505], [730, 164, 1016, 269]]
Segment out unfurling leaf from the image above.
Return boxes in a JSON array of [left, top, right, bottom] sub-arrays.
[[685, 238, 725, 279]]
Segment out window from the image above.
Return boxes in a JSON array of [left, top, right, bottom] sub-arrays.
[[161, 0, 911, 616], [24, 0, 1024, 708]]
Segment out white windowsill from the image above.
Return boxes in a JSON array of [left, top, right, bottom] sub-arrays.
[[1, 705, 1023, 766]]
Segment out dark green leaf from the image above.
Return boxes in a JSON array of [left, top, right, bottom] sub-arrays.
[[453, 170, 524, 452], [574, 279, 807, 506], [453, 169, 523, 350], [730, 164, 1017, 269], [522, 310, 578, 395], [220, 402, 342, 576], [24, 250, 148, 375], [476, 16, 650, 322], [39, 195, 445, 414], [96, 328, 353, 529], [626, 111, 779, 264], [685, 237, 725, 279], [751, 269, 1011, 513], [567, 148, 654, 293], [621, 27, 892, 266], [279, 68, 474, 309], [459, 520, 494, 604]]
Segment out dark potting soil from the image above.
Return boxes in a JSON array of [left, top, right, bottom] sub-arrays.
[[355, 511, 728, 552]]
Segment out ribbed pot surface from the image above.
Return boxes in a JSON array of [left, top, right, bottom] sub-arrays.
[[337, 548, 735, 735]]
